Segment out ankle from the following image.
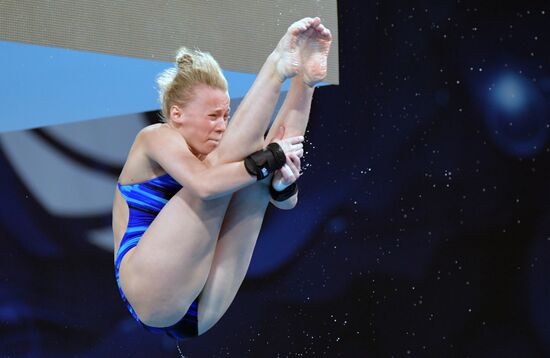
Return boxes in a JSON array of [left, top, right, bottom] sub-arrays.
[[265, 52, 287, 83]]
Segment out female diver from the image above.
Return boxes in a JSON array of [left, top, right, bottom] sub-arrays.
[[112, 17, 332, 339]]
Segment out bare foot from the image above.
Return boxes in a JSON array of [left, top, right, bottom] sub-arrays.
[[301, 21, 332, 87], [274, 17, 318, 82]]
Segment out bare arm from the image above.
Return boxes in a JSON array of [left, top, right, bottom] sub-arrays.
[[143, 125, 255, 200], [142, 125, 303, 200]]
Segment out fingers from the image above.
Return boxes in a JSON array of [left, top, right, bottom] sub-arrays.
[[286, 135, 304, 145], [272, 152, 303, 192], [275, 136, 304, 158], [272, 135, 302, 147], [272, 169, 286, 191], [288, 143, 303, 158], [283, 153, 301, 181], [288, 153, 302, 173], [280, 164, 293, 182], [275, 136, 303, 150], [272, 168, 282, 182], [274, 135, 305, 165], [281, 162, 300, 185], [277, 138, 303, 149], [286, 157, 301, 178]]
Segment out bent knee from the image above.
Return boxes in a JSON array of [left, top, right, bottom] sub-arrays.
[[119, 271, 194, 328], [197, 304, 229, 335], [197, 313, 218, 335], [134, 299, 194, 328]]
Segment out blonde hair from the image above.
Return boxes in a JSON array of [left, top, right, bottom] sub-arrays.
[[157, 47, 228, 121]]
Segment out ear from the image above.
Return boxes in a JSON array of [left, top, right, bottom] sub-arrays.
[[170, 105, 185, 124]]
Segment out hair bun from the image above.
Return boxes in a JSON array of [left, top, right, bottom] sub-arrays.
[[176, 48, 194, 69], [157, 46, 227, 122]]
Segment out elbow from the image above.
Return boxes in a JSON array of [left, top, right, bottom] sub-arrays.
[[194, 182, 220, 200], [200, 191, 219, 201], [195, 187, 214, 200]]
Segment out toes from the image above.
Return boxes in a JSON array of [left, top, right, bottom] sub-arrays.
[[289, 17, 321, 35], [289, 24, 308, 36], [315, 24, 332, 40], [316, 24, 328, 34], [291, 17, 312, 32], [303, 17, 317, 27], [304, 27, 315, 38]]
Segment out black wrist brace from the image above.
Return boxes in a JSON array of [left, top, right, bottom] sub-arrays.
[[244, 143, 286, 180], [270, 182, 298, 202]]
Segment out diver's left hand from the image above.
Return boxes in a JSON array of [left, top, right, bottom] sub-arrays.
[[272, 152, 301, 191]]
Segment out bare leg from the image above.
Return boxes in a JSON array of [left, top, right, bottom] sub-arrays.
[[197, 77, 318, 333], [197, 183, 270, 333], [195, 21, 332, 333], [266, 76, 314, 141], [194, 24, 332, 334], [118, 18, 319, 328], [206, 17, 319, 166], [264, 20, 332, 141]]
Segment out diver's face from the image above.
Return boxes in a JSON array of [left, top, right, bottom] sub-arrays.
[[173, 84, 230, 157]]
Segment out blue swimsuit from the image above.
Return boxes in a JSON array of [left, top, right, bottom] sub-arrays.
[[115, 173, 199, 339]]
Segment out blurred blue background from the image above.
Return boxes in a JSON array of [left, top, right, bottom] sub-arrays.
[[2, 0, 550, 356]]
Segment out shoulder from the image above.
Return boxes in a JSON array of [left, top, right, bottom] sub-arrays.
[[138, 123, 185, 148], [138, 123, 193, 163], [118, 124, 170, 182], [138, 123, 172, 141]]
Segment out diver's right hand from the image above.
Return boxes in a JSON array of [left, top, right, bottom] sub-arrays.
[[244, 135, 303, 181], [274, 135, 304, 159]]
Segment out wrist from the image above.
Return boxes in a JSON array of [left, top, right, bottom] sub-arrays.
[[244, 143, 286, 180], [270, 181, 298, 201]]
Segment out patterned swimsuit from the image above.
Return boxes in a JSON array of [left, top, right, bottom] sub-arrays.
[[115, 173, 199, 339]]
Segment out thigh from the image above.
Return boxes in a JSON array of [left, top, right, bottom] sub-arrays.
[[197, 182, 271, 333], [119, 186, 232, 325]]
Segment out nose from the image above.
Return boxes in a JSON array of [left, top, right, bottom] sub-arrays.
[[215, 117, 227, 132]]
